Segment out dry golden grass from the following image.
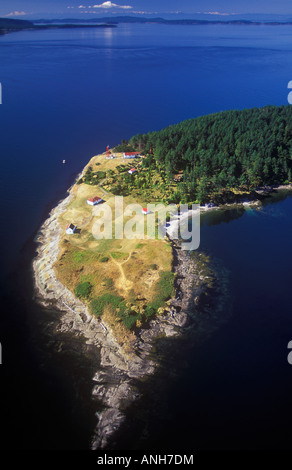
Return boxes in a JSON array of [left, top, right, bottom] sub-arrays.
[[54, 151, 174, 350]]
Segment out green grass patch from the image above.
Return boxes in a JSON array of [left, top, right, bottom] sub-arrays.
[[123, 315, 139, 330], [71, 250, 100, 265], [80, 274, 94, 284], [111, 252, 128, 260], [73, 251, 85, 263], [75, 281, 92, 299], [147, 271, 175, 314], [104, 278, 113, 288], [90, 294, 125, 318]]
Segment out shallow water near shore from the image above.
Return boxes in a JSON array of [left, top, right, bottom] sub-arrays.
[[1, 24, 292, 449]]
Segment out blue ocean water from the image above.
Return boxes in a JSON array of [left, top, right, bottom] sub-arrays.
[[0, 23, 292, 450]]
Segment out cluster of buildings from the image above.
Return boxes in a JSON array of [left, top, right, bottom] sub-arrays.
[[65, 195, 103, 234], [66, 150, 145, 235]]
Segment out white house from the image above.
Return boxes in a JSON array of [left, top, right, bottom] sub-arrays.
[[128, 168, 137, 175], [87, 196, 102, 206], [123, 152, 141, 159], [66, 223, 76, 235], [142, 207, 150, 215]]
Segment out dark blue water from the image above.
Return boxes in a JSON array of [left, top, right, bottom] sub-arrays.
[[1, 23, 292, 450], [155, 194, 292, 450]]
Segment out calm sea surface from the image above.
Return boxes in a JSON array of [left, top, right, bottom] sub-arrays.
[[0, 23, 292, 450]]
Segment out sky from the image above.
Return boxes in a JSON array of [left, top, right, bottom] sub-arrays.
[[2, 1, 292, 19]]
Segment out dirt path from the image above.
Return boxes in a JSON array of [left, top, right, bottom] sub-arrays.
[[110, 251, 134, 294]]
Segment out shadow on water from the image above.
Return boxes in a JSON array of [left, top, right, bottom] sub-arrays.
[[1, 180, 103, 450]]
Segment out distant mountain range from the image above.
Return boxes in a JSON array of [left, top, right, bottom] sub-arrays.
[[35, 16, 292, 26]]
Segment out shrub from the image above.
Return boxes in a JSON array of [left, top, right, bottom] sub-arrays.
[[146, 271, 175, 313], [150, 264, 158, 270], [104, 278, 113, 288], [90, 299, 103, 317], [75, 281, 92, 299], [95, 171, 106, 180], [100, 256, 109, 263], [114, 142, 136, 152], [123, 315, 138, 330], [90, 294, 125, 318], [145, 305, 156, 319]]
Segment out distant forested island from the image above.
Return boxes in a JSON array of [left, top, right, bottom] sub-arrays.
[[112, 106, 292, 205], [0, 18, 34, 34], [0, 17, 116, 35]]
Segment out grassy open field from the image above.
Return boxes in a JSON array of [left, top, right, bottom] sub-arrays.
[[54, 152, 174, 352]]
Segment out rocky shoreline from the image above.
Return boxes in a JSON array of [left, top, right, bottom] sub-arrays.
[[32, 181, 212, 450]]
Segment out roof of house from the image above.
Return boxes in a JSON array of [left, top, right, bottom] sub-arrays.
[[88, 196, 102, 202], [124, 151, 141, 155], [67, 223, 76, 230], [142, 207, 148, 213]]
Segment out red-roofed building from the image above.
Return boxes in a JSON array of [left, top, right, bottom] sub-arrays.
[[123, 151, 141, 159], [87, 196, 102, 206], [142, 208, 150, 215], [128, 168, 137, 175]]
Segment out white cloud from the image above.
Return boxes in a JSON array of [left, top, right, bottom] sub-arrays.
[[93, 2, 132, 9], [5, 11, 27, 17]]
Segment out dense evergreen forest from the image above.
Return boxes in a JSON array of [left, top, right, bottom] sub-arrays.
[[128, 105, 292, 204], [0, 18, 34, 34]]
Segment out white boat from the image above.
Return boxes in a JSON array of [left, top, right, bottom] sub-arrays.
[[62, 160, 66, 164]]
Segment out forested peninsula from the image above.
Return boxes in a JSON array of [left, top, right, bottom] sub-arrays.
[[119, 105, 292, 205], [33, 104, 292, 447]]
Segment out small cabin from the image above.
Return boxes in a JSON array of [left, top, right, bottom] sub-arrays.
[[142, 207, 150, 215], [66, 223, 76, 235], [123, 152, 141, 159], [128, 168, 137, 175], [87, 196, 102, 206]]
